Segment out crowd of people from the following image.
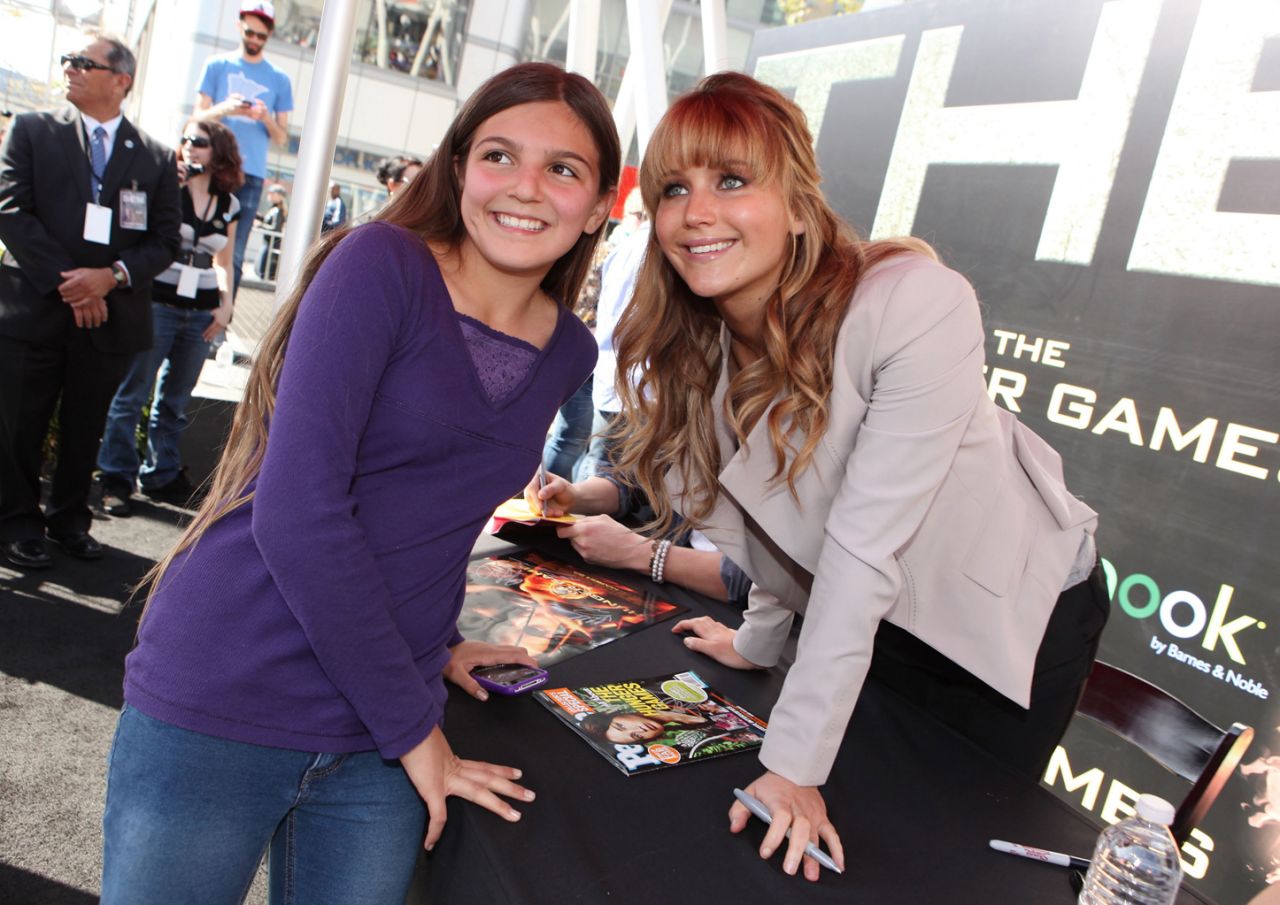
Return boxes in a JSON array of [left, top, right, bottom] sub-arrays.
[[0, 0, 435, 548], [0, 8, 1108, 903]]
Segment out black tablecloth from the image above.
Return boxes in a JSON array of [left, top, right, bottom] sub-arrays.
[[411, 535, 1211, 904]]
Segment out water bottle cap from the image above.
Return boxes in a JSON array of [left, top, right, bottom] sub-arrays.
[[1135, 793, 1176, 825]]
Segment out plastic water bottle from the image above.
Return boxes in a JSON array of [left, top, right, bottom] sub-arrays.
[[1078, 793, 1183, 904]]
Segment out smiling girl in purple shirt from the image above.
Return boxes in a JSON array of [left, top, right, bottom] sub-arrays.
[[101, 63, 620, 905]]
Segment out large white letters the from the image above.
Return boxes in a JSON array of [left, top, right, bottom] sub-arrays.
[[1127, 2, 1280, 287], [753, 35, 904, 142], [872, 0, 1160, 265]]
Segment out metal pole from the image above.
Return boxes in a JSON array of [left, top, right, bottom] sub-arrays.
[[565, 0, 601, 80], [623, 0, 670, 157], [496, 0, 532, 71], [611, 60, 638, 164], [273, 0, 359, 308], [700, 0, 730, 76]]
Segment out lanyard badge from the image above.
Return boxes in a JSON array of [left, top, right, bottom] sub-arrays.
[[119, 183, 148, 230], [83, 203, 112, 244]]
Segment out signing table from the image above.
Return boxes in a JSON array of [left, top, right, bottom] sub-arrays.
[[410, 534, 1212, 904]]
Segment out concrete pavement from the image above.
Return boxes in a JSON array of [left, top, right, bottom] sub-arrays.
[[0, 277, 280, 903], [1, 496, 198, 902]]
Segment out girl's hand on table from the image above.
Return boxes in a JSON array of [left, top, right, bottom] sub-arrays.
[[729, 770, 844, 882], [671, 616, 761, 670], [444, 640, 537, 701], [401, 725, 534, 851]]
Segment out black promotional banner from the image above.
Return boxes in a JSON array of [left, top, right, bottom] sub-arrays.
[[748, 1, 1278, 900]]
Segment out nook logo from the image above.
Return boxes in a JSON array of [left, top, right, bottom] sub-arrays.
[[1101, 558, 1266, 666]]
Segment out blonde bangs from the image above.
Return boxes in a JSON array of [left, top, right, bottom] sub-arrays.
[[639, 89, 789, 214]]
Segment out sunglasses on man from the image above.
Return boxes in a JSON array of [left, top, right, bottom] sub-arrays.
[[181, 134, 212, 148], [60, 54, 116, 73], [242, 25, 270, 40]]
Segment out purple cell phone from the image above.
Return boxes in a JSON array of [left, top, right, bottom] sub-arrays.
[[470, 663, 548, 696]]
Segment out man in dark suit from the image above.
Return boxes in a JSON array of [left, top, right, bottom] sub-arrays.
[[0, 33, 181, 569]]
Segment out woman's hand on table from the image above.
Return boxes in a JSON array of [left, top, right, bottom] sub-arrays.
[[523, 470, 576, 517], [730, 770, 844, 882], [556, 514, 652, 571], [672, 616, 761, 670], [443, 640, 537, 702], [400, 725, 534, 851]]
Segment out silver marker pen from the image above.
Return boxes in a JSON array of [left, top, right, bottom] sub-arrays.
[[733, 787, 843, 874]]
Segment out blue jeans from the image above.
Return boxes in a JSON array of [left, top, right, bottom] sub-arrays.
[[541, 376, 593, 480], [232, 174, 264, 299], [102, 705, 425, 905], [97, 304, 213, 491]]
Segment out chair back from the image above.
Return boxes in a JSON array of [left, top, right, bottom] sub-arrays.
[[1076, 660, 1253, 844]]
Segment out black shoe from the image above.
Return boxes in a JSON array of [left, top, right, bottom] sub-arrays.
[[99, 479, 134, 517], [48, 531, 104, 560], [143, 470, 197, 506], [4, 538, 52, 569]]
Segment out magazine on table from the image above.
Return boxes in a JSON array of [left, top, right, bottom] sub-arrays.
[[458, 552, 687, 667], [534, 670, 768, 775]]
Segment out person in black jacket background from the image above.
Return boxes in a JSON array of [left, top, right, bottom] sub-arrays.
[[0, 32, 181, 569]]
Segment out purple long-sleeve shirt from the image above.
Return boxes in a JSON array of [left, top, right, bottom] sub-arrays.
[[124, 222, 596, 758]]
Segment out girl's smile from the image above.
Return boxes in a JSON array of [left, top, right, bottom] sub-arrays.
[[457, 100, 612, 281]]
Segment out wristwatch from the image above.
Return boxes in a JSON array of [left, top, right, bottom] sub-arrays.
[[110, 262, 128, 287]]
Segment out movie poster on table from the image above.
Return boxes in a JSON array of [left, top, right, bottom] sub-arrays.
[[748, 0, 1278, 900], [459, 551, 687, 666]]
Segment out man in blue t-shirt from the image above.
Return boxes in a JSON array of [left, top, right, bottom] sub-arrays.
[[193, 0, 293, 298]]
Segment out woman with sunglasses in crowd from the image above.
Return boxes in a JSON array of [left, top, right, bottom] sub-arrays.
[[602, 72, 1106, 882], [100, 62, 619, 904], [96, 119, 240, 514]]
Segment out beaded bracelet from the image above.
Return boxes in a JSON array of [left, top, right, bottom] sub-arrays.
[[648, 539, 663, 582], [649, 538, 672, 584]]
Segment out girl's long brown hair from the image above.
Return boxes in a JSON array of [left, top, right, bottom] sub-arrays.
[[610, 71, 934, 535], [139, 62, 621, 601]]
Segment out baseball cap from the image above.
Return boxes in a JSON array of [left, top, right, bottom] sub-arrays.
[[240, 0, 275, 27], [267, 183, 286, 195]]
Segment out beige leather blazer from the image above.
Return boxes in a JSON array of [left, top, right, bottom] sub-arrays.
[[664, 254, 1098, 786]]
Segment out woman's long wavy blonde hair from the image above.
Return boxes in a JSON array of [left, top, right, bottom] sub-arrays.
[[610, 71, 934, 535], [138, 62, 621, 603]]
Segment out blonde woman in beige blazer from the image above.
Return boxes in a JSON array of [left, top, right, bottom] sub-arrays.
[[547, 73, 1107, 882]]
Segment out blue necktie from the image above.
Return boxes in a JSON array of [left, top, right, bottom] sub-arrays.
[[90, 125, 108, 202]]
